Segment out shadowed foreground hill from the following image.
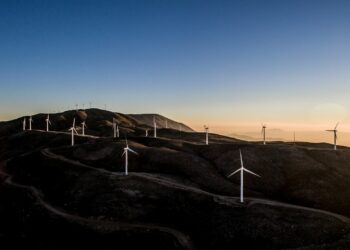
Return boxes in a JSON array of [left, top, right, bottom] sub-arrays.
[[1, 110, 350, 249]]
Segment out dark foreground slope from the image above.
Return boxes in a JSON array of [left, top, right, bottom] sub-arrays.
[[1, 111, 350, 249]]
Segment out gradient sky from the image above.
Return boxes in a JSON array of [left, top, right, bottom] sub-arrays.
[[1, 0, 350, 136]]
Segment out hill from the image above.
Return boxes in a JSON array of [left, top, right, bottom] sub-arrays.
[[0, 109, 350, 249], [128, 114, 194, 132]]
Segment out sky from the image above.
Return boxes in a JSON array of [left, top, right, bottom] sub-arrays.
[[1, 0, 350, 143]]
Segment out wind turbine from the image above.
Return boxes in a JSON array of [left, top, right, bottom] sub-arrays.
[[227, 149, 261, 203], [23, 118, 26, 131], [145, 129, 149, 137], [204, 125, 209, 145], [121, 139, 138, 175], [29, 116, 33, 131], [326, 122, 339, 150], [112, 119, 119, 138], [81, 121, 87, 136], [153, 116, 157, 138], [69, 118, 78, 146], [261, 123, 266, 145], [45, 114, 51, 132]]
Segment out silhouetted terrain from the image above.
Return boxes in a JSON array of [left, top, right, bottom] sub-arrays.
[[0, 109, 350, 249]]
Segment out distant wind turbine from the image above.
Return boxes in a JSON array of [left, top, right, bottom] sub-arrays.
[[29, 116, 33, 131], [69, 118, 78, 146], [145, 129, 149, 137], [261, 123, 266, 145], [23, 117, 26, 131], [81, 121, 87, 136], [113, 119, 119, 138], [227, 149, 261, 203], [121, 139, 138, 175], [326, 122, 339, 150], [45, 114, 51, 132], [204, 125, 209, 145], [153, 116, 157, 138]]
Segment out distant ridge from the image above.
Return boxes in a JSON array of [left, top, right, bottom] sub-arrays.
[[0, 109, 194, 136], [128, 114, 194, 132]]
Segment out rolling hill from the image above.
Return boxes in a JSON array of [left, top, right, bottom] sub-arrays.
[[0, 109, 350, 249]]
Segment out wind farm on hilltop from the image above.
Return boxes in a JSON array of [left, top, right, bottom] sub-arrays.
[[2, 0, 350, 249], [1, 107, 350, 249]]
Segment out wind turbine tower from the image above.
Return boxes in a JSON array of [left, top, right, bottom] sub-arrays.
[[112, 119, 119, 138], [326, 122, 339, 150], [204, 125, 209, 145], [69, 118, 78, 146], [153, 116, 157, 138], [23, 118, 26, 131], [45, 114, 51, 132], [29, 116, 33, 131], [121, 139, 138, 175], [81, 121, 87, 136], [261, 124, 266, 145]]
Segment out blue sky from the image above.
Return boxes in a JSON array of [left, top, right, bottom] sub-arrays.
[[1, 0, 350, 133]]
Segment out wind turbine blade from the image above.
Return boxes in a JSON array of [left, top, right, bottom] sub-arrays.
[[239, 149, 244, 168], [128, 148, 138, 155], [227, 168, 241, 178], [335, 122, 339, 130], [243, 168, 261, 177], [73, 128, 78, 134], [121, 150, 126, 157]]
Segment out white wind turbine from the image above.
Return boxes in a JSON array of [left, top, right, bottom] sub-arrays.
[[29, 116, 33, 131], [204, 125, 209, 145], [113, 120, 116, 138], [261, 123, 267, 145], [45, 114, 51, 132], [121, 139, 138, 175], [23, 117, 26, 131], [145, 129, 149, 137], [69, 118, 78, 146], [113, 119, 119, 138], [153, 116, 157, 138], [326, 122, 339, 150], [81, 121, 87, 136], [227, 149, 261, 203]]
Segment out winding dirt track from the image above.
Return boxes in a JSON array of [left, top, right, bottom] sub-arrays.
[[41, 148, 350, 224], [1, 171, 195, 250]]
